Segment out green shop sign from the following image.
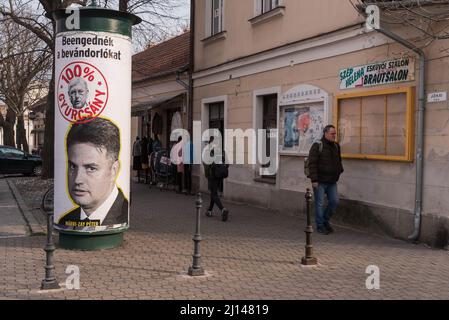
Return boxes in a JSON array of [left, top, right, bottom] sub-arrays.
[[339, 58, 415, 90]]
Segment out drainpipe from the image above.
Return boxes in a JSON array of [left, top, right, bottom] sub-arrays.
[[176, 66, 190, 128], [189, 0, 195, 140], [374, 27, 425, 241], [176, 67, 190, 90]]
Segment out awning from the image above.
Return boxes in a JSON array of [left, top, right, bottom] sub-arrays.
[[131, 93, 184, 116]]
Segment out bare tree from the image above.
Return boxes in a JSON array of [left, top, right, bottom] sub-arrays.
[[105, 0, 189, 51], [0, 15, 51, 152], [0, 0, 86, 177], [0, 107, 16, 147], [353, 0, 449, 49], [0, 0, 186, 178]]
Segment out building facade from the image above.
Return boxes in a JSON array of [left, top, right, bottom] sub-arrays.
[[132, 32, 190, 152], [192, 0, 449, 247]]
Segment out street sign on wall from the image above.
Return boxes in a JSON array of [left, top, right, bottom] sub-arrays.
[[427, 92, 447, 103]]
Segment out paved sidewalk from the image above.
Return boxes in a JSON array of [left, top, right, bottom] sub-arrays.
[[1, 181, 449, 300], [0, 177, 28, 238]]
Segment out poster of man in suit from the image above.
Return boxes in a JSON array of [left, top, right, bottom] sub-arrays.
[[57, 117, 128, 229], [54, 29, 133, 233]]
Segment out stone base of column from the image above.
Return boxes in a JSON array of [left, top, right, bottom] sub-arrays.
[[188, 266, 205, 276]]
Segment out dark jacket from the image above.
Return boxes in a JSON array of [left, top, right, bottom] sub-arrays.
[[58, 188, 128, 227], [203, 149, 228, 181], [308, 138, 344, 184]]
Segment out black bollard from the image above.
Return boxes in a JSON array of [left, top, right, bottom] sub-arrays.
[[301, 188, 318, 266], [41, 188, 60, 290], [188, 193, 205, 276]]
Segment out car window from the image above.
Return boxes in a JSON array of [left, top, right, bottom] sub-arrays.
[[5, 149, 25, 159], [0, 148, 5, 158]]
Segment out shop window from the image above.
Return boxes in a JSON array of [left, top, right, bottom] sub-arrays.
[[336, 87, 414, 162]]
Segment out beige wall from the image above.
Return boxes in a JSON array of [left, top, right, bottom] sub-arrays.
[[195, 0, 363, 70], [193, 38, 449, 220], [192, 2, 449, 244]]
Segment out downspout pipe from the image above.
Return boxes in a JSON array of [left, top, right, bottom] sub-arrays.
[[176, 67, 190, 90], [189, 0, 195, 140], [375, 27, 425, 242]]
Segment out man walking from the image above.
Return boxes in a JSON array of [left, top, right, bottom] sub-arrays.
[[307, 125, 344, 235], [203, 136, 230, 222]]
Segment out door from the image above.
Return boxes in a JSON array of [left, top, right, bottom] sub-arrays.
[[209, 102, 224, 146], [209, 102, 224, 192]]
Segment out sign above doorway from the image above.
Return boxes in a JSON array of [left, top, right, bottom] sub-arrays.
[[339, 57, 415, 90]]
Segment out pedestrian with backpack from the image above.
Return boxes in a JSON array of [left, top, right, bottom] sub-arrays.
[[306, 125, 344, 235], [203, 136, 230, 222]]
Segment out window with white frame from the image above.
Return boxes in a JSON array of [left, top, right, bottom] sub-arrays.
[[255, 0, 280, 15], [263, 0, 279, 13], [254, 88, 280, 182], [205, 0, 224, 37]]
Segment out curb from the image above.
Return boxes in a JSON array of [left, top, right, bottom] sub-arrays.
[[5, 178, 46, 236]]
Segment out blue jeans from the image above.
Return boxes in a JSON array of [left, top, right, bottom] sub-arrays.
[[313, 183, 339, 229]]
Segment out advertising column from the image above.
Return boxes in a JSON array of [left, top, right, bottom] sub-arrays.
[[51, 6, 141, 250]]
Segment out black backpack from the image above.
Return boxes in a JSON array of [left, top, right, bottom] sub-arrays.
[[213, 163, 229, 179], [304, 141, 323, 178]]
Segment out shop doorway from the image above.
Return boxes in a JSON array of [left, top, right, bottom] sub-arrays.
[[208, 102, 224, 192]]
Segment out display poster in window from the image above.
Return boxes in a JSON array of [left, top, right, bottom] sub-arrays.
[[280, 103, 325, 155]]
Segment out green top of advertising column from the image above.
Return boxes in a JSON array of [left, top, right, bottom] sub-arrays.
[[50, 4, 142, 38]]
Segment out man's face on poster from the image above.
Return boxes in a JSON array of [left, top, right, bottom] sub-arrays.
[[68, 79, 88, 109], [298, 113, 310, 135], [68, 142, 119, 214]]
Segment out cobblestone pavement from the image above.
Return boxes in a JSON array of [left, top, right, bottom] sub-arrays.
[[1, 180, 449, 300]]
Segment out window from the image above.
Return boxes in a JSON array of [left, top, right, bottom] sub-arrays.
[[203, 0, 226, 41], [336, 87, 415, 162], [261, 94, 278, 178], [251, 0, 284, 25], [261, 0, 279, 14], [254, 88, 280, 183], [6, 148, 25, 159], [212, 0, 223, 35]]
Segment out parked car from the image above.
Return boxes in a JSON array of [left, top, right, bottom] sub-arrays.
[[0, 145, 42, 176]]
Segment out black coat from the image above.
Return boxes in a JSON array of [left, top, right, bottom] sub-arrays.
[[57, 188, 128, 227], [308, 138, 344, 184]]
